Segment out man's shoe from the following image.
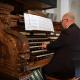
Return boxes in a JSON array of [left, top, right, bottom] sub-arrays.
[[71, 77, 80, 80]]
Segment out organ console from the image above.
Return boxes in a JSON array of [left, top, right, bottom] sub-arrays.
[[0, 2, 60, 80]]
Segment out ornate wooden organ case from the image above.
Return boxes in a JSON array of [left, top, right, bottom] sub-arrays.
[[0, 2, 59, 80]]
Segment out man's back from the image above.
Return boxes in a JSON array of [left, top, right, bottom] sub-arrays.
[[42, 23, 80, 79]]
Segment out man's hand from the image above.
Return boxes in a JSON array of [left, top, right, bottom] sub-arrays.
[[41, 42, 49, 49]]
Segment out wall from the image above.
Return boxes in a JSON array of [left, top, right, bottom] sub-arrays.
[[70, 0, 80, 26], [44, 0, 80, 27]]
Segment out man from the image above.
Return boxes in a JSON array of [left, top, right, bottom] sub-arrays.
[[41, 12, 80, 80]]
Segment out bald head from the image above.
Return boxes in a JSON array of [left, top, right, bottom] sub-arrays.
[[63, 12, 75, 20], [62, 12, 75, 29]]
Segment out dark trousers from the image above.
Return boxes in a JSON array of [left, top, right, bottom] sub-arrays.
[[74, 61, 80, 77]]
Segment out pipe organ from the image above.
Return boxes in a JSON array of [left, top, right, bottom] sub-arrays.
[[0, 3, 60, 80]]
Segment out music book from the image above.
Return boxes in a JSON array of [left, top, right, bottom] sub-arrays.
[[24, 13, 54, 32]]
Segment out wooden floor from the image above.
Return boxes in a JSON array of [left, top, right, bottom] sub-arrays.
[[0, 73, 79, 80], [47, 77, 79, 80]]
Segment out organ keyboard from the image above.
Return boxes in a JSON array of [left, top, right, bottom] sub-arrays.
[[0, 3, 60, 79], [20, 31, 56, 58], [19, 30, 60, 80], [18, 13, 60, 79]]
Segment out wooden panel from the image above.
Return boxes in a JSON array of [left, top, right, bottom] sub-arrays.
[[0, 0, 57, 10], [0, 0, 57, 14], [16, 0, 54, 10], [0, 3, 53, 79]]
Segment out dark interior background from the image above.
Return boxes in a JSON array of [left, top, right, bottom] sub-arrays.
[[0, 0, 57, 14]]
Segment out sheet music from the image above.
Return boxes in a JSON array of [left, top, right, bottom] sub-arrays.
[[24, 13, 54, 32]]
